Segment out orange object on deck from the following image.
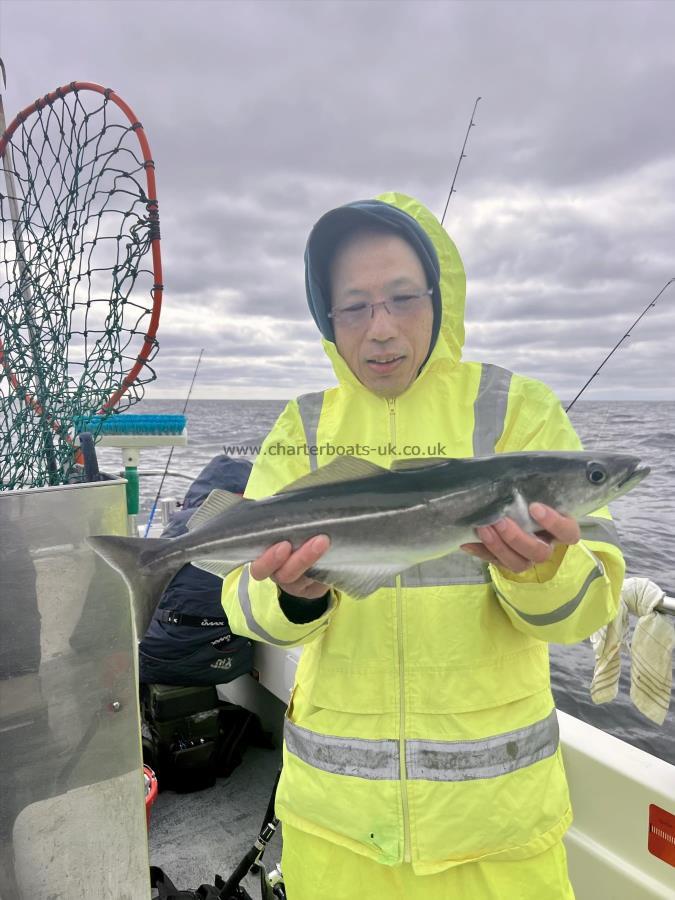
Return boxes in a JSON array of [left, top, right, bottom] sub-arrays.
[[144, 765, 159, 830]]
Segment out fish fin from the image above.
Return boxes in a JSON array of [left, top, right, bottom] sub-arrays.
[[305, 563, 403, 599], [191, 558, 241, 580], [87, 534, 178, 636], [187, 489, 246, 531], [276, 456, 386, 494], [455, 494, 514, 528], [390, 457, 450, 472], [87, 534, 172, 575], [502, 489, 536, 531]]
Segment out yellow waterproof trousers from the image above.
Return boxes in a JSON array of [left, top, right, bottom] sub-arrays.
[[281, 824, 575, 900]]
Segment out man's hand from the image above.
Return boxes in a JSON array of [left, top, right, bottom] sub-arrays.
[[250, 535, 331, 600], [460, 503, 581, 574]]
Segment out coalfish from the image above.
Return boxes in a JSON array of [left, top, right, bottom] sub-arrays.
[[88, 451, 648, 634]]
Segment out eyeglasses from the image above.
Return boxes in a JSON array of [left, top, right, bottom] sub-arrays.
[[328, 288, 433, 329]]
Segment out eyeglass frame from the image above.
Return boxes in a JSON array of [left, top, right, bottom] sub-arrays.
[[327, 287, 434, 327]]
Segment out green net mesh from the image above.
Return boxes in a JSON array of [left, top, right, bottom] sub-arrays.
[[0, 84, 161, 491]]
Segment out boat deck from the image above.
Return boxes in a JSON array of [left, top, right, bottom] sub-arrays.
[[150, 743, 283, 896]]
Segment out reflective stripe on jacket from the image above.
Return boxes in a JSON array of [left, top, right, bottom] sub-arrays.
[[220, 193, 625, 873]]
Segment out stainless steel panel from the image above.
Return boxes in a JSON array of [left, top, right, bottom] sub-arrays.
[[0, 478, 150, 899]]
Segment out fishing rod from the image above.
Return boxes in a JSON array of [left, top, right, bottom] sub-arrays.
[[565, 278, 674, 412], [440, 96, 482, 227], [143, 348, 204, 537]]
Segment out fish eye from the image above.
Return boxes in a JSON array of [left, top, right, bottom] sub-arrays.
[[586, 462, 608, 485]]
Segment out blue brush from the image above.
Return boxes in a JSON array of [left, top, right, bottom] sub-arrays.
[[75, 413, 187, 436], [75, 413, 188, 526]]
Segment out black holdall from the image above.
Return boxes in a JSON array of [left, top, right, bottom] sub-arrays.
[[141, 685, 274, 793], [139, 454, 254, 687], [139, 569, 254, 687], [141, 684, 221, 793]]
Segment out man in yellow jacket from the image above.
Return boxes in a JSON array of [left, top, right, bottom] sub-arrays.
[[221, 193, 625, 899]]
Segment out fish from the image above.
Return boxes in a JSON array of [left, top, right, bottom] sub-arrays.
[[87, 451, 649, 634]]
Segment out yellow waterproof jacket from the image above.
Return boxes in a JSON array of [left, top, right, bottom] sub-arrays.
[[221, 193, 625, 874]]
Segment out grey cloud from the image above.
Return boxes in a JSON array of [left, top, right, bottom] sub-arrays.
[[2, 0, 674, 399]]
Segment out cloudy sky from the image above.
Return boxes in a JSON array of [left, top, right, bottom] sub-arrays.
[[1, 0, 674, 401]]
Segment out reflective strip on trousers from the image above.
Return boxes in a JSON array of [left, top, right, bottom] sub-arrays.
[[284, 710, 559, 782], [297, 391, 325, 472]]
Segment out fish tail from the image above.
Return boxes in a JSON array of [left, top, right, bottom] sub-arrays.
[[87, 534, 178, 636]]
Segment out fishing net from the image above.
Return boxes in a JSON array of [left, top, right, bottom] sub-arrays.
[[0, 81, 163, 490]]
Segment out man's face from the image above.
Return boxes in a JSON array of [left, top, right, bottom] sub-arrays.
[[329, 231, 434, 398]]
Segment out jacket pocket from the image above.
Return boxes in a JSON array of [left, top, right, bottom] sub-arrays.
[[302, 664, 398, 714], [407, 642, 550, 714]]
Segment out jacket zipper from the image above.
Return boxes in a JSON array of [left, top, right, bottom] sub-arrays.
[[388, 398, 411, 863]]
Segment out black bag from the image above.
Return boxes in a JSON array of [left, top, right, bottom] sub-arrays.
[[148, 684, 219, 720], [139, 454, 254, 687], [150, 866, 253, 900], [139, 565, 254, 687], [142, 686, 274, 792], [216, 701, 274, 778]]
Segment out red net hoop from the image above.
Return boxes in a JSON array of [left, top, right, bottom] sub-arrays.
[[0, 81, 163, 488]]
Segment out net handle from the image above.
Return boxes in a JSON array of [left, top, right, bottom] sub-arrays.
[[0, 80, 163, 417]]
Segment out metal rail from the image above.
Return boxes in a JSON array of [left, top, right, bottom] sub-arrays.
[[123, 468, 196, 482]]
